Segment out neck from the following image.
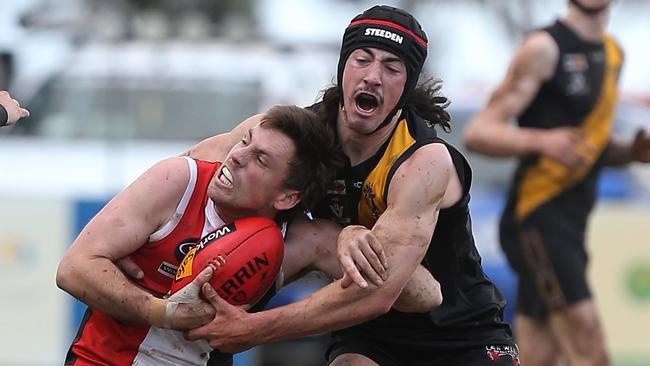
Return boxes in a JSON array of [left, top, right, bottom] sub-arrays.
[[213, 202, 237, 224], [564, 6, 608, 42], [337, 108, 398, 166]]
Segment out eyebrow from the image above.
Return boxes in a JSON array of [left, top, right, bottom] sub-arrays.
[[359, 48, 403, 64]]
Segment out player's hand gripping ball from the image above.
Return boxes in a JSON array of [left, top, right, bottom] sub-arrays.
[[171, 217, 284, 306]]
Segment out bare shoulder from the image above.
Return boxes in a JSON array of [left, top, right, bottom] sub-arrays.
[[89, 156, 193, 247], [148, 156, 191, 180], [134, 156, 192, 206], [389, 143, 453, 206], [523, 31, 557, 53], [516, 31, 559, 79], [186, 113, 266, 162], [401, 143, 453, 174]]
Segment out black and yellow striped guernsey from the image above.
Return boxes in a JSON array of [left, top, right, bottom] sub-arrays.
[[498, 19, 624, 318], [314, 108, 514, 351], [504, 19, 623, 225]]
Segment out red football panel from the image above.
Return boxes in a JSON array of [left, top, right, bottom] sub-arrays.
[[170, 217, 284, 306], [210, 226, 284, 305]]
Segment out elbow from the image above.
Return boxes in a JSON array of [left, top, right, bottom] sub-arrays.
[[462, 124, 482, 153], [392, 286, 443, 313], [429, 279, 443, 309], [411, 289, 443, 312], [436, 291, 443, 308], [55, 258, 70, 291], [431, 288, 443, 309], [56, 255, 78, 294]]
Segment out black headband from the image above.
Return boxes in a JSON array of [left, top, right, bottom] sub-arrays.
[[337, 5, 428, 133]]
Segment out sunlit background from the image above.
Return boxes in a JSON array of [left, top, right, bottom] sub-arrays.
[[1, 0, 649, 365]]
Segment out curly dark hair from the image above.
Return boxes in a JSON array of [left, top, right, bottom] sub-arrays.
[[260, 105, 345, 221], [317, 77, 451, 133], [407, 77, 451, 132]]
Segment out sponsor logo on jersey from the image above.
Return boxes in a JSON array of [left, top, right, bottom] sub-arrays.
[[563, 54, 588, 72], [158, 261, 179, 279], [590, 50, 604, 63], [567, 72, 589, 96], [364, 28, 404, 44], [330, 201, 345, 219], [363, 183, 381, 220], [175, 247, 197, 281], [174, 226, 236, 281], [328, 197, 352, 224], [327, 179, 347, 194], [174, 239, 199, 262]]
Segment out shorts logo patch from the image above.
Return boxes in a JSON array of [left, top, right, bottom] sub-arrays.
[[485, 345, 520, 365]]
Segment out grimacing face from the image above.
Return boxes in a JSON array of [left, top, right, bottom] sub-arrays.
[[208, 124, 298, 220], [340, 47, 407, 134]]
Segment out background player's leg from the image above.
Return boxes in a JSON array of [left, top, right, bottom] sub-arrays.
[[515, 313, 562, 366], [549, 299, 609, 366]]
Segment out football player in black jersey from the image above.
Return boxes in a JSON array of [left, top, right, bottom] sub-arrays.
[[185, 5, 518, 366], [465, 1, 650, 365]]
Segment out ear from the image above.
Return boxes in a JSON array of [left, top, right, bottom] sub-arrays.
[[272, 189, 301, 211]]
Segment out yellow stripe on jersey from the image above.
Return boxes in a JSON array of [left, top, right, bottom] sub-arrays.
[[358, 119, 416, 228], [515, 35, 622, 221]]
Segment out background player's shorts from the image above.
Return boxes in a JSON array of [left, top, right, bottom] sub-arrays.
[[326, 339, 520, 366], [500, 204, 591, 318]]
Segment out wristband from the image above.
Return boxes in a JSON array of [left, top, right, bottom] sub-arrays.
[[148, 267, 210, 329], [0, 104, 7, 127], [148, 297, 170, 329]]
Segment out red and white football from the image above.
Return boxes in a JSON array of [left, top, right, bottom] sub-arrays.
[[171, 216, 284, 306]]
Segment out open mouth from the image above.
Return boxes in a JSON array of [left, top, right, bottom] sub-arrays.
[[218, 166, 233, 187], [355, 92, 379, 113]]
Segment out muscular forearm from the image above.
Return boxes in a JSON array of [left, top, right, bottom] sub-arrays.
[[315, 260, 440, 314], [303, 220, 440, 313], [249, 279, 393, 344], [56, 256, 157, 325], [242, 223, 422, 345], [464, 115, 546, 157]]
